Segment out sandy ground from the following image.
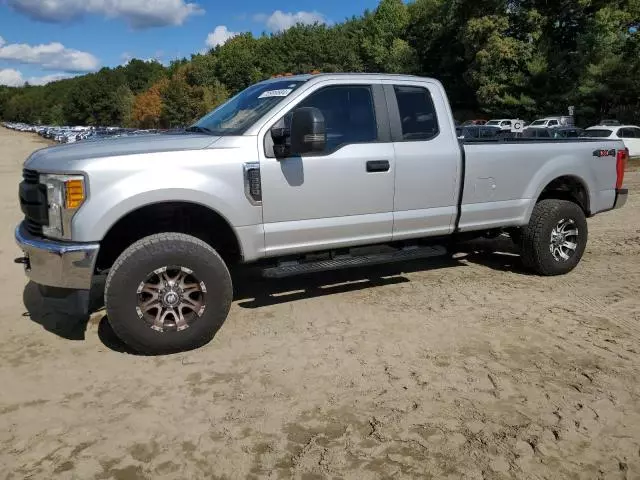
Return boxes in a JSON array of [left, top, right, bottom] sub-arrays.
[[1, 127, 639, 480]]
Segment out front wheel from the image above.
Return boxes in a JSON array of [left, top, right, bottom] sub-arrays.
[[105, 233, 232, 354], [520, 199, 588, 276]]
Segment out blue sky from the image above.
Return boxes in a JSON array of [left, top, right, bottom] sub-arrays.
[[0, 0, 379, 86]]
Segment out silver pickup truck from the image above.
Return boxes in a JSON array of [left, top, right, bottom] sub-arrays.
[[16, 73, 629, 354]]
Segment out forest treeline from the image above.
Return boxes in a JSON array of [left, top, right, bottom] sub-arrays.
[[1, 0, 638, 128]]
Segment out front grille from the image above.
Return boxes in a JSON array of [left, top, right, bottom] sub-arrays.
[[23, 169, 39, 184], [20, 169, 48, 236]]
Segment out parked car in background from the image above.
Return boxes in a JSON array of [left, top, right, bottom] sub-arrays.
[[456, 125, 502, 139], [598, 119, 621, 126], [526, 116, 574, 129], [485, 119, 523, 131], [462, 119, 487, 126], [552, 127, 584, 138], [584, 125, 640, 157], [522, 127, 552, 138], [2, 122, 160, 145]]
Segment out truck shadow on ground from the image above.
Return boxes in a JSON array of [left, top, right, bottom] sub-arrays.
[[22, 237, 524, 353], [233, 255, 461, 309], [22, 276, 106, 342], [232, 237, 525, 310]]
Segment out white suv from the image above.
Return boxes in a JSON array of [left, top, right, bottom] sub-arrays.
[[584, 125, 640, 157]]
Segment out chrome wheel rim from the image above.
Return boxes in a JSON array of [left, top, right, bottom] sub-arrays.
[[549, 218, 579, 262], [136, 266, 207, 332]]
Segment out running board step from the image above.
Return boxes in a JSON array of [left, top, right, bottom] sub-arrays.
[[262, 246, 447, 279]]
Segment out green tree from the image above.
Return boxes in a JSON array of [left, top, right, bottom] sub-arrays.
[[213, 33, 263, 93], [361, 0, 416, 72], [161, 74, 193, 127], [116, 85, 135, 127], [2, 0, 639, 128]]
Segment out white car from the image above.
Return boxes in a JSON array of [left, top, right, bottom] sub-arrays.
[[527, 117, 573, 129], [485, 119, 523, 131], [584, 125, 640, 157]]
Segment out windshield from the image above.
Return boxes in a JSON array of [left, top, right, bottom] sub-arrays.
[[530, 120, 547, 126], [190, 80, 306, 135], [486, 120, 500, 126], [583, 129, 613, 138]]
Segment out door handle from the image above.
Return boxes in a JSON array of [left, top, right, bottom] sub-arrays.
[[366, 160, 390, 172]]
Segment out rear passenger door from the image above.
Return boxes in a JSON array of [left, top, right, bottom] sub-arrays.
[[384, 82, 460, 240]]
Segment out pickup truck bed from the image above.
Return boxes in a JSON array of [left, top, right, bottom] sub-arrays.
[[458, 138, 623, 233]]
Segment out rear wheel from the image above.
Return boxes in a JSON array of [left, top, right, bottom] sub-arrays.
[[105, 233, 232, 354], [520, 199, 588, 276]]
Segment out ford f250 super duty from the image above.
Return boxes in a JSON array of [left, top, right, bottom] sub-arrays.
[[16, 73, 629, 354]]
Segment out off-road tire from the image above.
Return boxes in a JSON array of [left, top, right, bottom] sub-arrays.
[[105, 233, 232, 354], [520, 199, 588, 276]]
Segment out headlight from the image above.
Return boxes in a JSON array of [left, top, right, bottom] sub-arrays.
[[39, 174, 86, 239]]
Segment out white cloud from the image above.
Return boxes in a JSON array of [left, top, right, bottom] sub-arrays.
[[27, 72, 76, 85], [205, 25, 238, 48], [0, 36, 99, 72], [0, 68, 74, 86], [0, 68, 24, 86], [6, 0, 203, 29], [255, 10, 328, 32]]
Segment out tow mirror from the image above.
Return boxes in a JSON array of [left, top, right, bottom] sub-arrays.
[[290, 107, 326, 155]]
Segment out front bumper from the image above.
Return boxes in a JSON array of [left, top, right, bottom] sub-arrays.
[[15, 223, 99, 290], [613, 188, 628, 210]]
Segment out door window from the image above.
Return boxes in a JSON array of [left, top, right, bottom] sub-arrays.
[[394, 85, 439, 141], [620, 128, 639, 138], [295, 85, 378, 153], [548, 120, 559, 127]]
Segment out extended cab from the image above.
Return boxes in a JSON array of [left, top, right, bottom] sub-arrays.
[[16, 74, 629, 354]]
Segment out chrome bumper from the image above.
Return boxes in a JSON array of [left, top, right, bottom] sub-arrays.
[[15, 223, 99, 290]]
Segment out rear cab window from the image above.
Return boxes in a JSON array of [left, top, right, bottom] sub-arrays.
[[392, 85, 439, 141]]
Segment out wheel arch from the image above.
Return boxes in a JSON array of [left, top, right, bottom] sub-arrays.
[[524, 174, 591, 225], [537, 175, 591, 214], [95, 200, 243, 272]]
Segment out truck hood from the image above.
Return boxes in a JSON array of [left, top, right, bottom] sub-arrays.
[[24, 132, 221, 172]]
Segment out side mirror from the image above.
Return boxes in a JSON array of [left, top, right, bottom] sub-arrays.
[[270, 124, 290, 158], [290, 107, 326, 155]]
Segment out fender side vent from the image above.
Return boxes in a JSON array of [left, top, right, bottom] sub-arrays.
[[243, 162, 262, 205]]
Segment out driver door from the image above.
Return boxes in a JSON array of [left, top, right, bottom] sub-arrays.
[[258, 82, 395, 257]]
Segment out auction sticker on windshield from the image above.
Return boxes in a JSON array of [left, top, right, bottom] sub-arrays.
[[258, 89, 294, 99]]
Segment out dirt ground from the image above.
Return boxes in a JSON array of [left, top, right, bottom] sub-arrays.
[[1, 127, 639, 480]]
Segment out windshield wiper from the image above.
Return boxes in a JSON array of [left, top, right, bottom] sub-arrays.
[[185, 125, 216, 135]]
